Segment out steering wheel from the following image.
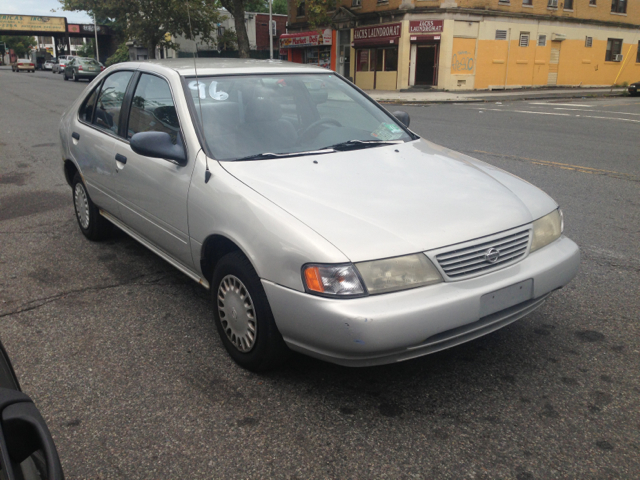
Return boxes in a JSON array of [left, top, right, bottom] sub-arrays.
[[298, 118, 342, 142]]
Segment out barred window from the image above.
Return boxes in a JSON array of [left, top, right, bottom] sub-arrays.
[[538, 34, 547, 47], [519, 33, 530, 47], [585, 36, 593, 47], [496, 30, 508, 40]]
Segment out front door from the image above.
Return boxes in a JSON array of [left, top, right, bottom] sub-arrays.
[[548, 41, 561, 86], [113, 73, 196, 268], [415, 45, 436, 86]]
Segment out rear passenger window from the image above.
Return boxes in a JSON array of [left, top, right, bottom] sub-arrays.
[[79, 82, 101, 123], [127, 74, 180, 142], [93, 71, 134, 135]]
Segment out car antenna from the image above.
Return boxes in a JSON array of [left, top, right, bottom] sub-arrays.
[[186, 0, 212, 183]]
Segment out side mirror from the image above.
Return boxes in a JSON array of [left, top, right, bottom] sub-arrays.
[[392, 111, 410, 128], [130, 131, 187, 165]]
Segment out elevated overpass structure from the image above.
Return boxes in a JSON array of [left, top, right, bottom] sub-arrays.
[[0, 14, 115, 63]]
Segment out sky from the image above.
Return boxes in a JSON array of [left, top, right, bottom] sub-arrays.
[[0, 0, 93, 24]]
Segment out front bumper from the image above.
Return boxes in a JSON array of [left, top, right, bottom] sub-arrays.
[[263, 236, 579, 367]]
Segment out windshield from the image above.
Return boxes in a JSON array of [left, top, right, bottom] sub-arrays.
[[187, 73, 414, 161]]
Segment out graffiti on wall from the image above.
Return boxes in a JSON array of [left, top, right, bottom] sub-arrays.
[[450, 38, 477, 75], [452, 50, 474, 72]]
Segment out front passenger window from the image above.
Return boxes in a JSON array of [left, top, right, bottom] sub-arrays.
[[93, 71, 134, 135], [127, 74, 180, 142]]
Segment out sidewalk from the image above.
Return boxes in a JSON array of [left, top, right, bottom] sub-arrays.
[[364, 86, 626, 104]]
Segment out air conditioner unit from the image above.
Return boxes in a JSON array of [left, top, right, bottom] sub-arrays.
[[612, 54, 623, 62]]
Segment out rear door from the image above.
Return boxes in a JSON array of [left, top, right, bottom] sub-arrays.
[[69, 70, 135, 217], [112, 72, 196, 268]]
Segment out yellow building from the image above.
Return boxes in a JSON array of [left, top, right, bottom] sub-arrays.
[[286, 0, 640, 90]]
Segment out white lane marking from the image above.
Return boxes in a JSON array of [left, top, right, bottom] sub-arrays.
[[554, 107, 640, 116], [528, 102, 594, 107], [582, 115, 640, 123], [512, 110, 572, 116]]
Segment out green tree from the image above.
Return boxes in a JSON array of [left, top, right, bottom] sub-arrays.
[[217, 27, 238, 51], [59, 0, 221, 59], [77, 40, 95, 58], [296, 0, 336, 29], [218, 0, 251, 58], [106, 42, 131, 66], [0, 35, 37, 57], [272, 0, 287, 15]]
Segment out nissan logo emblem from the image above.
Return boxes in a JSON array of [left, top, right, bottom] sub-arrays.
[[485, 248, 500, 264]]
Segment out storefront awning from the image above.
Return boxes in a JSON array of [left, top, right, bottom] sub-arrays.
[[280, 29, 332, 48], [353, 37, 400, 48]]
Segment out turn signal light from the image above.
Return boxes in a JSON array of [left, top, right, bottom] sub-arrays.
[[304, 266, 324, 293]]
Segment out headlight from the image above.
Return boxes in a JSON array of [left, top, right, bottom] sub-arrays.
[[355, 254, 443, 295], [303, 264, 365, 296], [530, 209, 563, 253]]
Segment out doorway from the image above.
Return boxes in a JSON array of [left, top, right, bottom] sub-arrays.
[[547, 41, 561, 86], [415, 45, 437, 86]]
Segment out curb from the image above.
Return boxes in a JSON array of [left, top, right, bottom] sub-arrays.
[[375, 91, 627, 105]]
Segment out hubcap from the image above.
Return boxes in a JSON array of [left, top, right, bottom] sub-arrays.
[[74, 183, 90, 229], [217, 275, 257, 352]]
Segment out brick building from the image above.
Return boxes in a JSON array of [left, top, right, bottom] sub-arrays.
[[286, 0, 640, 90]]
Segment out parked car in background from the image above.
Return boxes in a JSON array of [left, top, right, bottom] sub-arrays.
[[43, 59, 54, 70], [54, 55, 76, 74], [64, 57, 104, 82], [629, 81, 639, 96], [0, 337, 64, 479], [11, 59, 35, 73], [59, 59, 580, 371]]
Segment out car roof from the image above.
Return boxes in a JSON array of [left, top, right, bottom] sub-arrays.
[[118, 58, 330, 77]]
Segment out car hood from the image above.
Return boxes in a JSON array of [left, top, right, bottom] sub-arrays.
[[221, 139, 557, 262]]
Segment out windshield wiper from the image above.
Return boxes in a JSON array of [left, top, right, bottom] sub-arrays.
[[233, 149, 335, 161], [320, 139, 405, 151]]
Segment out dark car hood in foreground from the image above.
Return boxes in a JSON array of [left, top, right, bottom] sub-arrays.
[[221, 139, 557, 262]]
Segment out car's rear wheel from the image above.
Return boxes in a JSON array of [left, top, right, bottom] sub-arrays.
[[211, 251, 289, 371], [72, 173, 112, 241]]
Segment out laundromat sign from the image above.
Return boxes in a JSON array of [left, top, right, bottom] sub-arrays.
[[409, 20, 443, 34], [354, 23, 401, 41]]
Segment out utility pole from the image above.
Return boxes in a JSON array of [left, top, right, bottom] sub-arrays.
[[269, 0, 273, 59], [93, 13, 100, 62]]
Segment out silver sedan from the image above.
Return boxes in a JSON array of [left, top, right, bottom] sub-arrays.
[[58, 59, 579, 371]]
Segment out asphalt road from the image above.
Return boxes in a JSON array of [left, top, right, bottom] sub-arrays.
[[1, 66, 639, 479]]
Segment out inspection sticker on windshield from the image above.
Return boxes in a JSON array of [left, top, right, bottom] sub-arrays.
[[371, 122, 404, 141]]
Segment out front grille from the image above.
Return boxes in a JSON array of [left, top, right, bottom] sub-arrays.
[[436, 230, 531, 279]]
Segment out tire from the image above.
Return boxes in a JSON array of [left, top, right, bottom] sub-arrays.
[[73, 72, 78, 82], [71, 173, 112, 241], [211, 251, 289, 371]]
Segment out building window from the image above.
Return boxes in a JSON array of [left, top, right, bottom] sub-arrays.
[[637, 41, 640, 62], [548, 0, 558, 7], [352, 0, 361, 6], [297, 1, 305, 17], [538, 34, 547, 47], [498, 0, 510, 4], [585, 36, 593, 47], [522, 0, 533, 4], [611, 0, 626, 13], [589, 0, 596, 4], [519, 33, 530, 47], [384, 48, 398, 71], [495, 30, 508, 40], [605, 38, 623, 61], [377, 0, 389, 4], [564, 0, 573, 9]]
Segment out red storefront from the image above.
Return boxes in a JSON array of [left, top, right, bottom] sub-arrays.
[[408, 20, 443, 87], [280, 29, 336, 70], [353, 23, 401, 90]]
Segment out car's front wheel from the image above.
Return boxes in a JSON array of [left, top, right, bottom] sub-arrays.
[[72, 173, 112, 241], [211, 251, 289, 371]]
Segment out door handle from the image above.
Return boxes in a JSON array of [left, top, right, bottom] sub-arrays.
[[71, 132, 80, 140], [115, 153, 127, 164]]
